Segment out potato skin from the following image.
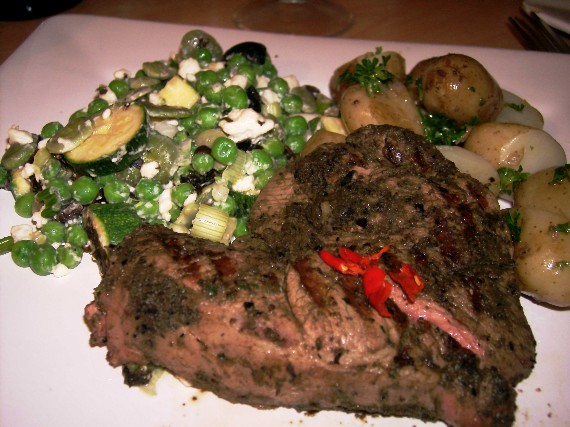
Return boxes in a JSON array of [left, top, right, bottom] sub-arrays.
[[514, 166, 570, 218], [339, 81, 424, 135], [513, 207, 570, 307], [408, 53, 503, 125]]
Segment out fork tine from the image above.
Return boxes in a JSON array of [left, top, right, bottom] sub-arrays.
[[509, 12, 570, 53], [508, 16, 542, 51], [527, 11, 570, 54]]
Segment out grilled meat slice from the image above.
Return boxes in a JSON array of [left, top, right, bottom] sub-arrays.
[[85, 125, 535, 427]]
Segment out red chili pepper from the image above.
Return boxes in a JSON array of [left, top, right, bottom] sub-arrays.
[[319, 250, 365, 275], [338, 245, 391, 269], [388, 263, 425, 303], [319, 246, 424, 318], [363, 266, 392, 318]]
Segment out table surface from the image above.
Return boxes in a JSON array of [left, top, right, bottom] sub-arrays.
[[0, 0, 536, 65]]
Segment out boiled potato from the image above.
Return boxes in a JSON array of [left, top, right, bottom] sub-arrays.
[[514, 165, 570, 218], [408, 53, 503, 125], [301, 129, 346, 157], [495, 89, 544, 129], [329, 50, 406, 103], [340, 81, 424, 135], [436, 145, 500, 195], [463, 122, 567, 173], [513, 207, 570, 307]]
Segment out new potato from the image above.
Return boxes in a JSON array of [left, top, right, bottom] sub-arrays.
[[340, 81, 424, 135], [513, 207, 570, 307], [495, 90, 544, 129], [436, 145, 500, 195], [407, 53, 503, 125], [463, 123, 567, 173], [514, 166, 570, 218]]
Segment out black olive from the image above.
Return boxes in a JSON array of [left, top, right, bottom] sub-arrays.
[[246, 86, 262, 112], [237, 140, 253, 151], [223, 41, 267, 65]]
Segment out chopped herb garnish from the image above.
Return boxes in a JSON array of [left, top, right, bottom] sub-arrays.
[[419, 110, 467, 146], [550, 164, 570, 184], [497, 166, 529, 195], [339, 48, 394, 96], [549, 221, 570, 234], [230, 190, 257, 218], [506, 102, 525, 112], [506, 210, 522, 243], [553, 261, 570, 270]]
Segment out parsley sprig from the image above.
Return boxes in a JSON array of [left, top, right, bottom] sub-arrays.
[[498, 166, 529, 196], [339, 49, 394, 95]]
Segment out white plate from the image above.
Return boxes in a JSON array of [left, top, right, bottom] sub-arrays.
[[1, 14, 569, 427]]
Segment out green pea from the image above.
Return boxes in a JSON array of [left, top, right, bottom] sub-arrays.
[[72, 176, 99, 205], [115, 167, 142, 188], [196, 106, 221, 129], [261, 137, 285, 158], [57, 245, 82, 269], [134, 178, 162, 201], [237, 64, 256, 86], [11, 240, 36, 268], [262, 62, 277, 78], [216, 67, 230, 83], [29, 244, 58, 276], [285, 135, 306, 154], [66, 224, 89, 247], [40, 121, 63, 139], [234, 216, 249, 237], [195, 70, 219, 93], [211, 137, 238, 165], [169, 206, 181, 222], [203, 86, 223, 105], [255, 169, 274, 190], [222, 85, 249, 110], [41, 157, 62, 181], [135, 200, 160, 220], [48, 177, 73, 202], [191, 152, 214, 174], [104, 180, 130, 203], [68, 109, 89, 122], [87, 98, 109, 115], [284, 115, 308, 136], [193, 47, 213, 62], [273, 154, 288, 169], [226, 53, 247, 68], [42, 220, 66, 244], [171, 183, 195, 206], [268, 77, 289, 95], [14, 192, 35, 218], [109, 78, 130, 98], [281, 94, 303, 114], [250, 149, 273, 171], [215, 194, 236, 215]]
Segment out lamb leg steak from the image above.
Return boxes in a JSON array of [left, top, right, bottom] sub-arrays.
[[85, 125, 536, 427]]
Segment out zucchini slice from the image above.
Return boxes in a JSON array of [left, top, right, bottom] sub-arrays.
[[84, 202, 141, 248], [64, 104, 147, 176]]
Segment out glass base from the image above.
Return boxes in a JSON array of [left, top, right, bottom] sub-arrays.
[[233, 0, 353, 37], [1, 0, 82, 21]]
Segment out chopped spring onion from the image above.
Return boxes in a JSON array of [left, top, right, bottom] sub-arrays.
[[190, 204, 230, 243]]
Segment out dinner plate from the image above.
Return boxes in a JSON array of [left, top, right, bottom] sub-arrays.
[[0, 14, 568, 427]]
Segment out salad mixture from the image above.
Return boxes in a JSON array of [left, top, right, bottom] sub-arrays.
[[0, 30, 340, 277]]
